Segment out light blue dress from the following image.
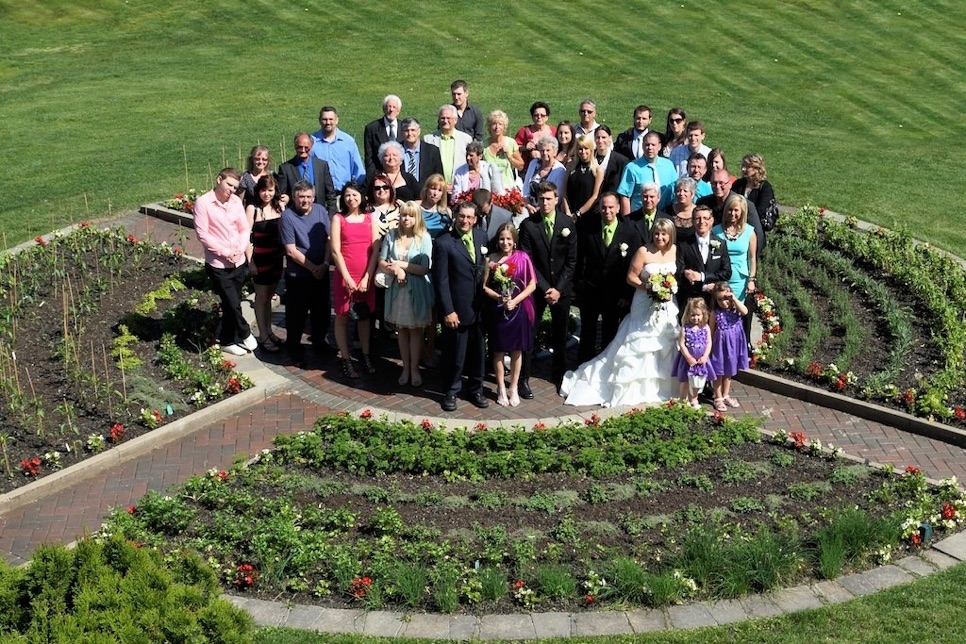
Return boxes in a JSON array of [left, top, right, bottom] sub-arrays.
[[712, 224, 753, 300], [379, 230, 434, 328]]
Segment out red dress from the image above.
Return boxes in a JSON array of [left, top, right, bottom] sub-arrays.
[[333, 212, 376, 316]]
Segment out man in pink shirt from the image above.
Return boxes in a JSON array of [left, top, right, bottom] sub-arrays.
[[194, 167, 257, 356]]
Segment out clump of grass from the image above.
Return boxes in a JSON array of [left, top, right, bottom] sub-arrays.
[[677, 473, 714, 492], [478, 567, 506, 601], [771, 451, 795, 468], [721, 460, 773, 484], [391, 562, 428, 608], [535, 564, 577, 599], [810, 508, 899, 579], [788, 481, 832, 501], [730, 497, 766, 513], [634, 477, 667, 496], [828, 465, 871, 486]]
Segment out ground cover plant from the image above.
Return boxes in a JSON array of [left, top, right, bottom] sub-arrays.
[[755, 206, 966, 424], [0, 226, 252, 494], [102, 409, 966, 614]]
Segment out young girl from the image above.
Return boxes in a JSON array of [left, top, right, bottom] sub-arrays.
[[671, 298, 715, 408], [710, 282, 749, 411], [245, 174, 287, 352], [331, 182, 381, 379], [378, 201, 434, 387], [482, 223, 537, 406]]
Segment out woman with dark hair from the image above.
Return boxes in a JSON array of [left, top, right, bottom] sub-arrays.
[[732, 153, 776, 224], [555, 120, 578, 170], [661, 108, 687, 158], [453, 140, 502, 196], [367, 173, 401, 238], [705, 148, 737, 184], [245, 174, 286, 352], [238, 145, 274, 205], [515, 101, 556, 168]]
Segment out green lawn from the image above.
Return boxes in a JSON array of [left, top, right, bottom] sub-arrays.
[[2, 0, 965, 253]]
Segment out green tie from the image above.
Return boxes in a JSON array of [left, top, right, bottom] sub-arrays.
[[544, 216, 554, 240], [603, 223, 614, 246], [462, 233, 475, 262]]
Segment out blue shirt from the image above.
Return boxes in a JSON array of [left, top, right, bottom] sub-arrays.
[[280, 204, 330, 279], [616, 156, 678, 211], [311, 128, 365, 190], [422, 209, 452, 240]]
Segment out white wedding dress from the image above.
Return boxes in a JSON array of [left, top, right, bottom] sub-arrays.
[[561, 262, 680, 407]]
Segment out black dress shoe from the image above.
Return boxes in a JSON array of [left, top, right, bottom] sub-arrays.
[[518, 380, 534, 399], [469, 392, 490, 409], [441, 396, 458, 412]]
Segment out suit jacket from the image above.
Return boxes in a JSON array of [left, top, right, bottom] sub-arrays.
[[277, 156, 337, 214], [574, 214, 638, 304], [401, 141, 444, 188], [676, 233, 732, 304], [423, 130, 473, 181], [363, 117, 404, 174], [432, 226, 487, 325], [600, 150, 629, 195], [518, 212, 578, 299], [614, 127, 649, 161], [697, 191, 765, 255], [478, 204, 513, 248]]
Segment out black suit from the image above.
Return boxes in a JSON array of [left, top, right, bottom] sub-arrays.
[[433, 227, 487, 399], [676, 233, 732, 309], [277, 156, 337, 214], [574, 215, 638, 362], [363, 117, 404, 174], [697, 191, 765, 256], [599, 150, 629, 195], [518, 212, 578, 386], [614, 128, 651, 161], [402, 141, 444, 189]]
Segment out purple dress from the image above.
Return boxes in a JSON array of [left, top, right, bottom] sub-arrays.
[[710, 308, 749, 376], [671, 324, 717, 382], [484, 250, 536, 352]]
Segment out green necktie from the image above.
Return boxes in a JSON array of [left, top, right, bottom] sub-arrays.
[[544, 216, 554, 240], [462, 233, 475, 262], [603, 223, 614, 246]]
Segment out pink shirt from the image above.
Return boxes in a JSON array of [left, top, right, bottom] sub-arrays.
[[193, 189, 250, 268]]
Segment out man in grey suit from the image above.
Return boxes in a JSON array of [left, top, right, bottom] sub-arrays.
[[423, 104, 472, 187], [472, 188, 513, 247]]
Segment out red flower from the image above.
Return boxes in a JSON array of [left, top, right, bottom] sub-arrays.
[[818, 206, 828, 215], [750, 355, 759, 368], [804, 362, 823, 379], [941, 502, 957, 520], [217, 470, 229, 481], [901, 389, 916, 407], [513, 580, 525, 589], [584, 413, 600, 427], [955, 407, 966, 421], [34, 235, 47, 247], [79, 221, 90, 228], [126, 233, 139, 244], [585, 593, 596, 604], [790, 431, 806, 448], [226, 377, 242, 394], [533, 422, 546, 430], [905, 465, 921, 476], [910, 532, 922, 545], [234, 563, 259, 588], [109, 423, 125, 443], [21, 457, 41, 476], [349, 576, 372, 599], [474, 422, 488, 431], [126, 505, 137, 514], [504, 262, 516, 276], [359, 409, 373, 419], [172, 246, 183, 255], [712, 411, 726, 426], [834, 376, 847, 391], [219, 359, 237, 371], [420, 418, 434, 430]]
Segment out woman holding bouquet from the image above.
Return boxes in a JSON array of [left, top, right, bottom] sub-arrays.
[[560, 218, 680, 407], [482, 223, 536, 407]]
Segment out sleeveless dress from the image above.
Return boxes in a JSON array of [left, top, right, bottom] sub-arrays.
[[710, 308, 749, 376], [671, 324, 717, 383], [566, 162, 597, 214], [250, 207, 283, 286], [483, 249, 536, 353], [560, 261, 680, 407], [333, 212, 376, 316], [712, 224, 753, 300], [483, 138, 520, 189], [380, 231, 433, 329]]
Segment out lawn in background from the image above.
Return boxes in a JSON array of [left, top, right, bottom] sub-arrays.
[[2, 0, 965, 253]]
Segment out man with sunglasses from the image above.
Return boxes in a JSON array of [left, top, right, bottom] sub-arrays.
[[278, 132, 337, 213], [575, 99, 601, 137], [697, 169, 765, 256]]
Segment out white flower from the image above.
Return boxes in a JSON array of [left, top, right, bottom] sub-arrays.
[[710, 239, 720, 249], [619, 243, 628, 251], [480, 246, 488, 255], [561, 228, 571, 237]]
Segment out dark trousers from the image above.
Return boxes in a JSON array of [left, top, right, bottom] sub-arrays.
[[206, 264, 252, 346], [439, 321, 484, 398], [577, 296, 625, 364], [525, 296, 571, 386], [285, 273, 331, 358]]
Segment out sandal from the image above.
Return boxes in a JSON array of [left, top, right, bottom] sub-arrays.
[[690, 399, 701, 409], [361, 354, 377, 374], [341, 358, 359, 379], [269, 333, 284, 346], [260, 336, 280, 353], [725, 396, 740, 408], [713, 398, 728, 412]]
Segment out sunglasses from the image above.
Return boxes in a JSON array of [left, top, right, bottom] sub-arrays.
[[374, 185, 391, 191], [579, 109, 595, 114], [670, 117, 685, 123]]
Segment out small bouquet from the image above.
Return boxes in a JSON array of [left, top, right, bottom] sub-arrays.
[[647, 271, 678, 303], [163, 189, 199, 214], [490, 260, 516, 299], [493, 187, 526, 215]]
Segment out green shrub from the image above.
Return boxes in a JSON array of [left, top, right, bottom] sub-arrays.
[[535, 564, 577, 599]]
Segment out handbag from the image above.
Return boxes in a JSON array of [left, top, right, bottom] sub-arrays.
[[349, 300, 371, 321], [761, 199, 780, 232]]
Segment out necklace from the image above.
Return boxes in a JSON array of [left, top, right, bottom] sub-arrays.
[[724, 227, 740, 241]]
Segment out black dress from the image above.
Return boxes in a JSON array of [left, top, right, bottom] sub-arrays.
[[250, 208, 283, 286], [566, 162, 596, 214]]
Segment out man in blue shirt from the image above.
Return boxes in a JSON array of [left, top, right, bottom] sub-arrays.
[[617, 131, 677, 214], [311, 106, 365, 191]]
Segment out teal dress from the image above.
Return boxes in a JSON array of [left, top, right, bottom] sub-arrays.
[[379, 230, 434, 328], [712, 224, 753, 300]]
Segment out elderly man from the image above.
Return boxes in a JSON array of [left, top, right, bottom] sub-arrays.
[[575, 99, 601, 136], [617, 131, 677, 215], [311, 105, 365, 191], [614, 104, 653, 160], [278, 132, 337, 213], [362, 94, 404, 173], [194, 168, 256, 356], [280, 180, 332, 368], [627, 182, 662, 238], [450, 79, 484, 141], [669, 120, 712, 178], [423, 104, 472, 186], [399, 117, 443, 189], [697, 169, 765, 256]]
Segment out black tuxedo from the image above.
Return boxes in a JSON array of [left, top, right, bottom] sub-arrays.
[[277, 156, 337, 214], [574, 215, 638, 362], [433, 227, 487, 399], [363, 117, 404, 173], [518, 212, 578, 386], [402, 141, 444, 189], [614, 128, 649, 161], [599, 150, 629, 195], [676, 233, 732, 309], [697, 191, 765, 256]]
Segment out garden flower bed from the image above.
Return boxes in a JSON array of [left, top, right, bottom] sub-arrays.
[[0, 225, 252, 494], [101, 409, 966, 614]]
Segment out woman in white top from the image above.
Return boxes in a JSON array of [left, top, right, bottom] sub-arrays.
[[522, 136, 568, 215], [451, 141, 503, 198]]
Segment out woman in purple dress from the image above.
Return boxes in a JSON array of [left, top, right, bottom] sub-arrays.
[[482, 223, 536, 407]]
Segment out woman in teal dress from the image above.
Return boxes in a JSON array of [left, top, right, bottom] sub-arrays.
[[711, 194, 757, 301]]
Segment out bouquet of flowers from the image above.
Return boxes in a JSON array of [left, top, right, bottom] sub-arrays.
[[450, 190, 474, 206], [493, 188, 526, 216], [647, 271, 678, 303], [163, 189, 199, 214], [490, 260, 516, 299]]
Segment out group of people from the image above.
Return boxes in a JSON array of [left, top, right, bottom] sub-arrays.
[[193, 82, 776, 413]]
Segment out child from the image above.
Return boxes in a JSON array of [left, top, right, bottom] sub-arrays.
[[710, 282, 750, 412], [671, 298, 715, 408]]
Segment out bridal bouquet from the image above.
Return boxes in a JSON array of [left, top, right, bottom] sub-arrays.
[[647, 271, 678, 303], [489, 260, 517, 299]]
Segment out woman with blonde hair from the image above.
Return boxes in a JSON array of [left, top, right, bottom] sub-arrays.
[[566, 134, 605, 217], [483, 109, 524, 189], [733, 153, 777, 229]]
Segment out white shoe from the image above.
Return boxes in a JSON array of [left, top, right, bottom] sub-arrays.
[[221, 343, 247, 356], [240, 334, 258, 351]]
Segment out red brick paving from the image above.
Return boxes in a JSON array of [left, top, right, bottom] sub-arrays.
[[3, 211, 965, 565]]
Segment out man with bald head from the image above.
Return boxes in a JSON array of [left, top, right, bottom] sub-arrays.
[[278, 132, 337, 213], [363, 94, 404, 173], [697, 169, 765, 256]]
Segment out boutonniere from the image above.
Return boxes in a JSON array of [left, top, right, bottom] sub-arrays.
[[710, 239, 721, 250], [480, 246, 488, 255], [619, 242, 629, 258], [560, 227, 571, 238]]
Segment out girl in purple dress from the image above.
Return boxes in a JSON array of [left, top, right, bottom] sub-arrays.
[[482, 223, 536, 407], [671, 298, 715, 408], [710, 282, 749, 412]]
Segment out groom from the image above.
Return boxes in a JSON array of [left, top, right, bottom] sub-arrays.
[[676, 204, 731, 309]]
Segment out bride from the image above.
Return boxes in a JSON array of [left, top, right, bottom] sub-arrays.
[[560, 218, 680, 407]]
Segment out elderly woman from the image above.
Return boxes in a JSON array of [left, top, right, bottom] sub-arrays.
[[664, 177, 698, 242], [365, 140, 419, 202], [237, 145, 274, 206], [522, 136, 568, 214], [483, 109, 524, 190], [732, 153, 776, 224], [515, 101, 556, 168], [566, 134, 605, 218], [452, 140, 503, 197]]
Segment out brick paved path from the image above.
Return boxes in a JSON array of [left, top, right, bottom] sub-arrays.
[[3, 210, 965, 567]]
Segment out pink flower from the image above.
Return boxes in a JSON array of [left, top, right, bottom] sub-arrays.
[[360, 409, 373, 419]]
